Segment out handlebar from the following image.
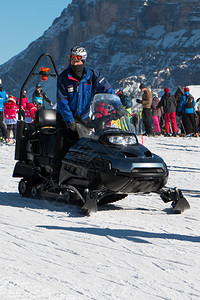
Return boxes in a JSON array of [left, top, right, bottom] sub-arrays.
[[87, 113, 118, 131]]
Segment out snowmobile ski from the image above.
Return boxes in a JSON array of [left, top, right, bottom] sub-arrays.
[[171, 188, 190, 213], [159, 187, 190, 213], [81, 189, 98, 216]]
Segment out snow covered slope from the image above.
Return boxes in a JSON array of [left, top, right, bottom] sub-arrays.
[[0, 136, 200, 299]]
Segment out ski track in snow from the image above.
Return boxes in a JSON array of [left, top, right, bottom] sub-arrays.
[[0, 136, 200, 300]]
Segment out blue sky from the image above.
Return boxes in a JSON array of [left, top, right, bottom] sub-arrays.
[[0, 0, 72, 65]]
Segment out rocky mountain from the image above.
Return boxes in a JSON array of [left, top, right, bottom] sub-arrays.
[[0, 0, 200, 100]]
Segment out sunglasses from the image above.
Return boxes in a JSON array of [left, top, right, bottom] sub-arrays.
[[69, 54, 82, 61]]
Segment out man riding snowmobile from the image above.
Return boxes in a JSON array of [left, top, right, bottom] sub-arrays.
[[52, 46, 127, 180]]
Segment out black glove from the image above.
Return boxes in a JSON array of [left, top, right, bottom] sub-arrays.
[[196, 98, 200, 103], [136, 99, 142, 104], [69, 122, 77, 131], [116, 105, 128, 118]]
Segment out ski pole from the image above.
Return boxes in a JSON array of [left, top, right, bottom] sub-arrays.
[[139, 107, 143, 145], [180, 118, 186, 136]]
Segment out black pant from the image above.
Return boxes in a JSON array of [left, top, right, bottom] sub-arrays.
[[196, 111, 200, 132], [0, 111, 6, 138], [6, 124, 17, 139], [182, 113, 197, 134], [142, 108, 153, 135], [53, 113, 79, 175]]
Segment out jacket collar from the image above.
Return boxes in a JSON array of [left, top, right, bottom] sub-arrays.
[[67, 65, 90, 82]]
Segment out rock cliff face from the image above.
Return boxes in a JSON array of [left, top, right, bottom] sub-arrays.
[[0, 0, 200, 98]]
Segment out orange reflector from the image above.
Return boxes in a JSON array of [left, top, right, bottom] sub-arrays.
[[39, 67, 50, 81]]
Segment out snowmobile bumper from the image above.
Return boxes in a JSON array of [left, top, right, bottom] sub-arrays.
[[101, 165, 168, 193]]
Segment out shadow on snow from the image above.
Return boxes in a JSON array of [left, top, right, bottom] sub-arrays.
[[0, 192, 124, 217], [37, 225, 200, 244]]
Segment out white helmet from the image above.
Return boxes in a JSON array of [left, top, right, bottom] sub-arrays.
[[0, 79, 2, 85], [69, 46, 87, 61]]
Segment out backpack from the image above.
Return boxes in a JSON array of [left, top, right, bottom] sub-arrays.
[[185, 94, 194, 108]]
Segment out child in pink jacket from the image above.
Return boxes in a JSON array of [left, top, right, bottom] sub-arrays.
[[151, 93, 163, 135], [17, 90, 29, 119], [25, 102, 37, 123], [3, 95, 18, 143], [24, 102, 37, 130]]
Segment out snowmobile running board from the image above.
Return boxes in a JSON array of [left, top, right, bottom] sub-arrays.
[[42, 185, 97, 216], [158, 187, 190, 214]]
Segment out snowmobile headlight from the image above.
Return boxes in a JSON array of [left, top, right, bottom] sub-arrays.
[[108, 135, 137, 145]]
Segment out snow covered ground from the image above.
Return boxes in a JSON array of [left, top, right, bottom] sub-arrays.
[[0, 136, 200, 300]]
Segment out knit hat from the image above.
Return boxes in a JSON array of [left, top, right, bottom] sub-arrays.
[[164, 87, 169, 93], [139, 83, 146, 90], [184, 87, 190, 92], [8, 95, 16, 104]]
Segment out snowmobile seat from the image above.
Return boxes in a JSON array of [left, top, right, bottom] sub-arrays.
[[34, 109, 57, 130], [24, 123, 35, 139], [31, 128, 56, 158]]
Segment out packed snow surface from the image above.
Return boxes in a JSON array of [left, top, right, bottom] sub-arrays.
[[0, 136, 200, 300]]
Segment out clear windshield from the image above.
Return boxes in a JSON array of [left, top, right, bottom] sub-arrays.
[[87, 93, 135, 133], [91, 93, 122, 114]]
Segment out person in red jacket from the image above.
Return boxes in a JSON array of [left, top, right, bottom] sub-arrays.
[[25, 102, 37, 124], [157, 87, 177, 136], [3, 95, 18, 143], [17, 90, 29, 120]]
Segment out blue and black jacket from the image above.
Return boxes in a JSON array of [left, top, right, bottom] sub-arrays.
[[57, 66, 116, 124], [178, 91, 196, 114], [0, 90, 8, 112]]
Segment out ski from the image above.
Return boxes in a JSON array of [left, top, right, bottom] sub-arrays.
[[158, 187, 190, 214], [81, 189, 98, 216]]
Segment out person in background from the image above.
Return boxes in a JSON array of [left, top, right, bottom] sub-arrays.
[[52, 46, 125, 180], [157, 87, 177, 137], [0, 79, 8, 141], [33, 96, 43, 110], [17, 90, 29, 120], [32, 83, 53, 108], [24, 102, 37, 130], [151, 92, 163, 135], [178, 87, 198, 137], [136, 83, 153, 136], [3, 95, 18, 143], [195, 97, 200, 133], [196, 98, 200, 112], [116, 90, 135, 131], [116, 90, 132, 109]]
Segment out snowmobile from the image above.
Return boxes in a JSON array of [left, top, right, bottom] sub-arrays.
[[13, 53, 190, 215]]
